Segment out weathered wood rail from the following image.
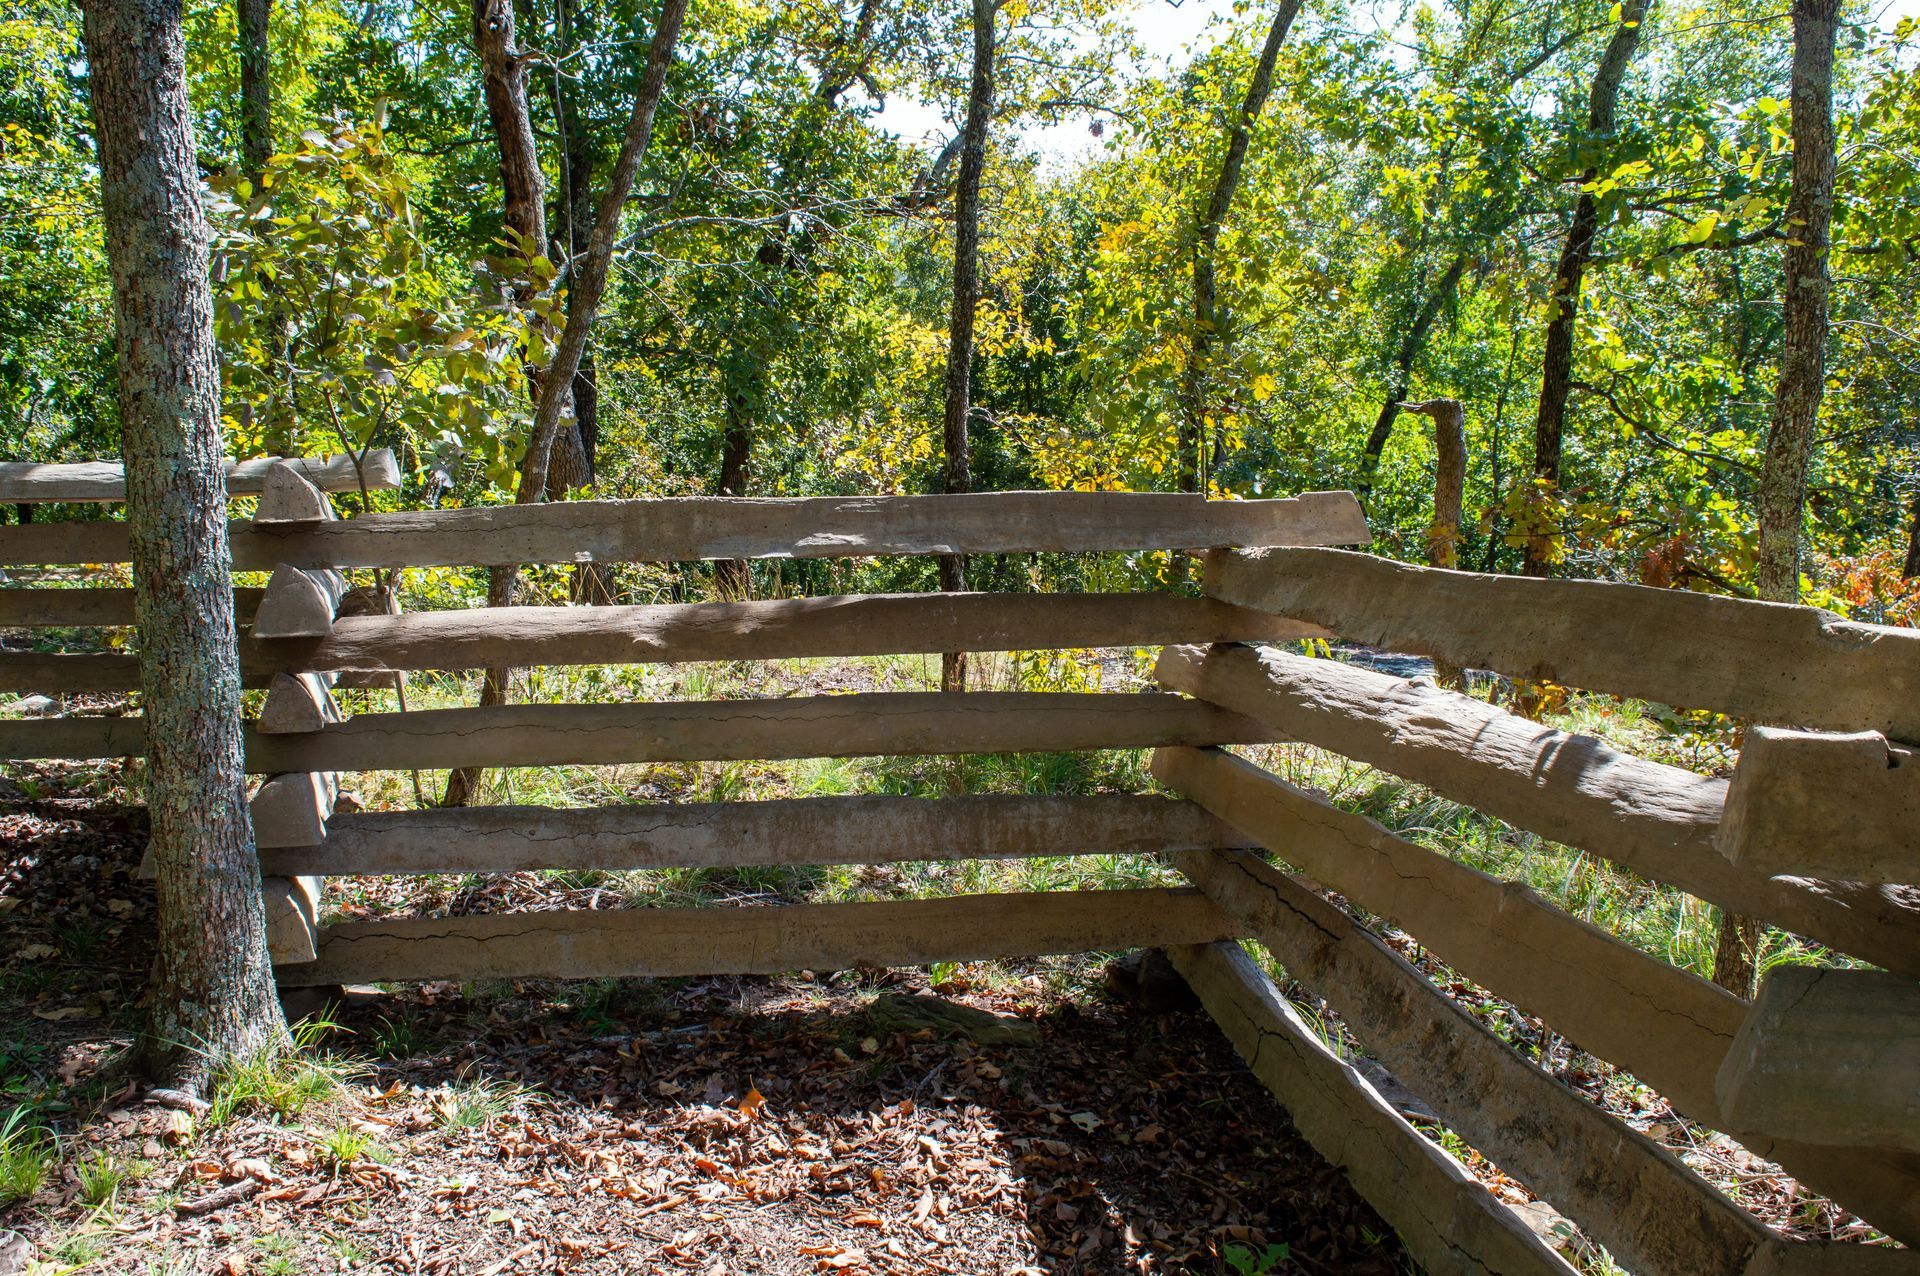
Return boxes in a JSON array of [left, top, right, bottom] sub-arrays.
[[0, 449, 400, 504], [2, 471, 1915, 1274]]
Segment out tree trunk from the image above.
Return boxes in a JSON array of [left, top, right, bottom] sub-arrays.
[[939, 0, 996, 695], [1717, 0, 1840, 998], [1521, 0, 1648, 578], [518, 0, 687, 501], [1179, 0, 1302, 495], [1355, 252, 1470, 502], [715, 363, 752, 598], [1904, 489, 1920, 581], [1400, 399, 1468, 687], [447, 0, 657, 806], [1752, 0, 1840, 606], [553, 0, 614, 604], [237, 0, 273, 179], [473, 0, 589, 498], [81, 0, 284, 1085]]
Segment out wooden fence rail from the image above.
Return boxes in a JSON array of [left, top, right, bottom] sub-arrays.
[[4, 478, 1914, 1274], [0, 692, 1274, 770], [284, 888, 1243, 987], [259, 793, 1252, 875], [0, 490, 1369, 569], [0, 587, 265, 628], [1205, 546, 1920, 740], [1152, 745, 1920, 1247], [1155, 642, 1920, 977], [0, 594, 1325, 692], [0, 450, 400, 503]]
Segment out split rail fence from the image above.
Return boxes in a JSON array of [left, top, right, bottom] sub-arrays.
[[1, 456, 1917, 1276]]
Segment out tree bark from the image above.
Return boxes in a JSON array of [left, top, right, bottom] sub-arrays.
[[1178, 0, 1302, 495], [237, 0, 273, 180], [553, 0, 613, 604], [1521, 0, 1648, 578], [1904, 489, 1920, 580], [518, 0, 686, 500], [1752, 0, 1840, 607], [1354, 252, 1470, 502], [473, 0, 590, 499], [1718, 0, 1840, 997], [715, 362, 752, 598], [940, 0, 997, 694], [81, 0, 284, 1084], [1398, 398, 1468, 686], [446, 0, 665, 806]]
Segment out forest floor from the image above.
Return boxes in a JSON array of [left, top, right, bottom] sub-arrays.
[[0, 649, 1897, 1274], [0, 787, 1414, 1276]]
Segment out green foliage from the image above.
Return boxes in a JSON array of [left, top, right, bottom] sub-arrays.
[[1224, 1242, 1292, 1276], [433, 1073, 527, 1130], [0, 1104, 54, 1204], [208, 116, 530, 488], [207, 1017, 363, 1126], [72, 1149, 132, 1212], [0, 0, 1913, 597]]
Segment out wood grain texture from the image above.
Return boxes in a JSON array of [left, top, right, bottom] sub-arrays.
[[1717, 968, 1920, 1154], [1153, 745, 1920, 1243], [0, 693, 1273, 770], [246, 593, 1325, 676], [259, 793, 1254, 875], [1204, 547, 1920, 740], [0, 587, 263, 628], [249, 565, 346, 640], [253, 464, 336, 526], [243, 693, 1274, 774], [256, 672, 342, 735], [0, 450, 398, 503], [0, 490, 1368, 568], [262, 875, 320, 964], [1175, 848, 1770, 1275], [249, 771, 336, 849], [281, 888, 1244, 986], [0, 652, 269, 694], [1718, 728, 1919, 883], [1166, 942, 1575, 1276], [1156, 643, 1920, 977]]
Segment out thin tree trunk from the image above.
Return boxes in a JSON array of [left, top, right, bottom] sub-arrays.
[[939, 0, 996, 695], [1179, 0, 1303, 495], [1521, 0, 1648, 578], [518, 0, 686, 500], [237, 0, 273, 179], [715, 362, 752, 598], [446, 0, 659, 806], [82, 0, 283, 1085], [473, 0, 589, 498], [1355, 251, 1470, 502], [1904, 489, 1920, 580], [1717, 0, 1840, 998], [553, 0, 614, 604], [1400, 398, 1468, 687]]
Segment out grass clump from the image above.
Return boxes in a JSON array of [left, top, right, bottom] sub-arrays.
[[434, 1073, 529, 1131], [73, 1149, 133, 1211], [0, 1104, 55, 1204], [207, 1018, 365, 1127]]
